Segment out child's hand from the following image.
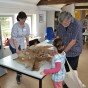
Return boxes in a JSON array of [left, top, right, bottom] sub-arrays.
[[47, 54, 53, 58], [47, 54, 52, 57], [40, 71, 46, 75]]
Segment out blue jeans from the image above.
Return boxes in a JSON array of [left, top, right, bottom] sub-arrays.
[[9, 44, 21, 76], [65, 56, 79, 72]]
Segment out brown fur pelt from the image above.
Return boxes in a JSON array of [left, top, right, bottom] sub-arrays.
[[15, 45, 55, 71]]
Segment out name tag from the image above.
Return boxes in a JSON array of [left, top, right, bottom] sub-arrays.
[[23, 28, 26, 31]]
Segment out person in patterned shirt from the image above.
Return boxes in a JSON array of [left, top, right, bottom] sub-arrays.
[[41, 38, 66, 88], [56, 11, 85, 88]]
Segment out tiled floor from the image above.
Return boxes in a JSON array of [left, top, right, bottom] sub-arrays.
[[0, 42, 88, 88]]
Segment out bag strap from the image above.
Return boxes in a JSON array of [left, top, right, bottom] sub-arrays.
[[66, 59, 73, 70]]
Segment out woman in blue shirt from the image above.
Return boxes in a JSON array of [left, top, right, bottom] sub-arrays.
[[56, 11, 85, 88]]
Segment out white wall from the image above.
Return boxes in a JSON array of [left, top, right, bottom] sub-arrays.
[[46, 11, 55, 30], [35, 11, 46, 42]]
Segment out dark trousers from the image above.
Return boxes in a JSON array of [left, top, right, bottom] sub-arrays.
[[65, 56, 79, 72], [9, 44, 22, 75], [0, 45, 1, 49]]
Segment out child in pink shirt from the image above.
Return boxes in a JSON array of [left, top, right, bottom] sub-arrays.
[[40, 38, 66, 88]]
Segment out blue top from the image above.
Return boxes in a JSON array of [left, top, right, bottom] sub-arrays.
[[56, 18, 83, 57], [52, 52, 66, 82], [10, 22, 30, 50]]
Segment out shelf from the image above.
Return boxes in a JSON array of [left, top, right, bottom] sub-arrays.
[[54, 11, 60, 31]]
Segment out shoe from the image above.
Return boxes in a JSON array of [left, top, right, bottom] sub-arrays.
[[63, 83, 68, 88], [16, 75, 21, 85]]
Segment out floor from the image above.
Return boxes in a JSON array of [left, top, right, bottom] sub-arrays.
[[0, 42, 88, 88]]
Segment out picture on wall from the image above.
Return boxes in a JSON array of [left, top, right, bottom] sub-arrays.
[[39, 14, 44, 22]]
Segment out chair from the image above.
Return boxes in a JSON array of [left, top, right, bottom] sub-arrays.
[[45, 27, 54, 40]]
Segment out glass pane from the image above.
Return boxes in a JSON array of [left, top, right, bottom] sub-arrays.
[[26, 16, 32, 34], [0, 17, 13, 46]]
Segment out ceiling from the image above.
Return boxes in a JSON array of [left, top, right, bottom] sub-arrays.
[[37, 0, 88, 5], [37, 0, 88, 9], [0, 0, 88, 10]]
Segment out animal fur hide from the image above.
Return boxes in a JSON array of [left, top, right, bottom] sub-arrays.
[[15, 45, 56, 71]]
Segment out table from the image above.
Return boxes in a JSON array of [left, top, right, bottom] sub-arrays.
[[0, 54, 51, 88], [0, 40, 52, 88], [83, 32, 88, 43]]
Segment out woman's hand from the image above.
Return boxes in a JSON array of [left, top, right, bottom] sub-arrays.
[[16, 49, 20, 54]]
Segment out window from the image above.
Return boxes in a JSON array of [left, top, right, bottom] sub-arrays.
[[26, 15, 32, 34], [0, 16, 13, 46]]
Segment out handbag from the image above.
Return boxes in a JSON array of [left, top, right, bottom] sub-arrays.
[[64, 59, 83, 88]]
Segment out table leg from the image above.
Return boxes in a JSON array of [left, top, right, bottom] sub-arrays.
[[39, 79, 42, 88], [83, 35, 85, 44]]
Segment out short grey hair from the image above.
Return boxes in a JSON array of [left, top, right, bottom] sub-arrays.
[[59, 11, 73, 23]]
